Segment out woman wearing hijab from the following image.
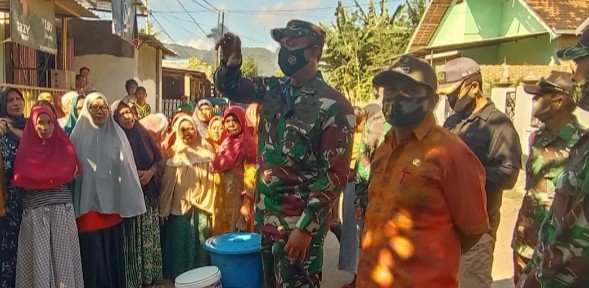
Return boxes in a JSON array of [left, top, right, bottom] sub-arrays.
[[206, 115, 226, 153], [160, 115, 216, 279], [163, 111, 190, 158], [58, 91, 78, 128], [113, 100, 163, 288], [70, 92, 147, 288], [0, 88, 27, 288], [13, 103, 83, 288], [140, 113, 169, 151], [212, 106, 257, 234], [63, 94, 85, 135], [192, 99, 213, 138], [36, 92, 54, 106]]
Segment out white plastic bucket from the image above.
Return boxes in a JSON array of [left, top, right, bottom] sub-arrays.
[[175, 266, 223, 288]]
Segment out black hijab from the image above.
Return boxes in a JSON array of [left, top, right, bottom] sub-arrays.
[[113, 101, 163, 207], [0, 88, 27, 144]]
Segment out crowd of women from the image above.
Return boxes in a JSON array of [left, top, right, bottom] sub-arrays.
[[0, 87, 262, 288]]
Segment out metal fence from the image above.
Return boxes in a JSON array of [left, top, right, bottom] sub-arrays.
[[162, 99, 227, 119]]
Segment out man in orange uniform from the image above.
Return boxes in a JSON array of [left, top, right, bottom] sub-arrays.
[[356, 55, 490, 288]]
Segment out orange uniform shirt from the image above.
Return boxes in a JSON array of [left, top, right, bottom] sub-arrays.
[[357, 113, 490, 288]]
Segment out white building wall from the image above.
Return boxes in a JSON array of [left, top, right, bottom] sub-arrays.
[[74, 46, 163, 113]]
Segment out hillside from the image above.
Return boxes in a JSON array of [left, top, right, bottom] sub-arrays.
[[166, 44, 279, 76]]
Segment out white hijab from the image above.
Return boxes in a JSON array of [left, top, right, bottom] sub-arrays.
[[70, 92, 146, 218]]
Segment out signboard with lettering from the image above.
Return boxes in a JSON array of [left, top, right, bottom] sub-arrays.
[[111, 0, 137, 43], [10, 0, 57, 54]]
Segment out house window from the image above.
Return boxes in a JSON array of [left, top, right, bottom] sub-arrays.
[[505, 91, 516, 122]]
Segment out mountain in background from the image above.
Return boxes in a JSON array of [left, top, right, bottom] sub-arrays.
[[166, 44, 279, 76]]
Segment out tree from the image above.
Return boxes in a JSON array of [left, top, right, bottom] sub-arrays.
[[321, 0, 427, 103], [242, 57, 258, 77], [139, 22, 156, 35]]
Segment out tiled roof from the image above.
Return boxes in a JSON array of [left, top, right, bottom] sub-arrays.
[[525, 0, 589, 30]]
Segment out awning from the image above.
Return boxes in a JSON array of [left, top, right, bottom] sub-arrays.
[[55, 0, 98, 18], [138, 33, 177, 57], [389, 32, 550, 61], [0, 0, 97, 18], [79, 0, 148, 16], [163, 66, 208, 79]]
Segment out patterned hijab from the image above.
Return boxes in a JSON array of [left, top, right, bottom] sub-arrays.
[[212, 106, 257, 172], [70, 92, 146, 217], [192, 99, 212, 139]]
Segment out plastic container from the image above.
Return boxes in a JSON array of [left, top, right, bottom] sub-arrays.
[[204, 233, 263, 288], [175, 266, 223, 288]]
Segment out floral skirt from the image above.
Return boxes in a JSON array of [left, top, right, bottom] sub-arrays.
[[123, 206, 163, 287]]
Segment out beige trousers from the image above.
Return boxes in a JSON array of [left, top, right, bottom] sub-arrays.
[[459, 233, 495, 288]]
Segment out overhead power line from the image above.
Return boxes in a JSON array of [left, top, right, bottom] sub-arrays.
[[175, 0, 211, 38], [189, 0, 217, 13], [200, 0, 219, 12], [153, 1, 391, 14]]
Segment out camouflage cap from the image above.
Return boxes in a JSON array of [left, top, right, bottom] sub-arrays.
[[557, 29, 589, 60], [271, 19, 326, 46], [437, 57, 481, 95], [372, 55, 438, 94], [524, 70, 576, 101]]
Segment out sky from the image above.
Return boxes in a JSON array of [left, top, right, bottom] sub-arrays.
[[97, 0, 403, 53]]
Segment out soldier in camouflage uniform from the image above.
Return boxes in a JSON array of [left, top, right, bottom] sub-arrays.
[[517, 29, 589, 288], [511, 71, 584, 285], [214, 20, 355, 288]]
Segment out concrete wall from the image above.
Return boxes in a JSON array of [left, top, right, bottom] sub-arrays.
[[136, 44, 159, 112], [496, 35, 558, 65], [74, 54, 135, 102]]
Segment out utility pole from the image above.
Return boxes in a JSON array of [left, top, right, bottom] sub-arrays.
[[216, 10, 225, 66], [145, 0, 150, 34]]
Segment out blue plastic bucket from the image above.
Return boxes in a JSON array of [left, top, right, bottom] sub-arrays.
[[204, 233, 263, 288]]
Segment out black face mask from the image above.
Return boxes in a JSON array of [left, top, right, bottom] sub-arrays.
[[383, 96, 428, 128], [531, 97, 557, 121], [278, 46, 310, 77], [575, 79, 589, 111], [447, 84, 474, 113]]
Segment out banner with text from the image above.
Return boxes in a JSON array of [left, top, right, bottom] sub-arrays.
[[111, 0, 138, 43], [10, 0, 57, 54]]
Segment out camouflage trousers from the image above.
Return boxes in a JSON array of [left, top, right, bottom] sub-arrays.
[[261, 225, 328, 288]]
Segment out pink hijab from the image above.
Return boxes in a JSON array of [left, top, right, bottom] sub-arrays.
[[13, 105, 81, 190], [212, 106, 257, 172]]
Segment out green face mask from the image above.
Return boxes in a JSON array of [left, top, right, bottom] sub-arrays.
[[382, 95, 428, 128]]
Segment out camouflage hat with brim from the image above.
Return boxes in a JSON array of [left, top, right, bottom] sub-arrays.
[[372, 55, 438, 95], [271, 19, 326, 46], [557, 29, 589, 60], [524, 70, 577, 102]]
